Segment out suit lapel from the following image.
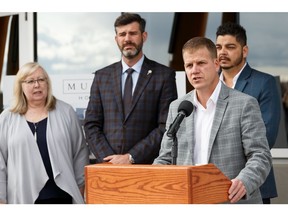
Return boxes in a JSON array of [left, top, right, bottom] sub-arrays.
[[207, 83, 229, 160], [185, 92, 195, 164], [112, 62, 125, 119], [234, 64, 252, 91], [125, 57, 153, 121]]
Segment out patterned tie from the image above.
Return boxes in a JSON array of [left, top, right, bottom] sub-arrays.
[[123, 68, 134, 117]]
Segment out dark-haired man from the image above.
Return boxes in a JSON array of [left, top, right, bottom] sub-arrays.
[[84, 13, 177, 164], [216, 22, 281, 204]]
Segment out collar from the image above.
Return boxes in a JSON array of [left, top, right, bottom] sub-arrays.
[[121, 55, 145, 74], [193, 80, 222, 109], [219, 62, 247, 88]]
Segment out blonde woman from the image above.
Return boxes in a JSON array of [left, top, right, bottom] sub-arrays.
[[0, 62, 89, 204]]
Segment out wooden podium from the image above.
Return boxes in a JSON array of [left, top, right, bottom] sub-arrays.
[[85, 163, 231, 204]]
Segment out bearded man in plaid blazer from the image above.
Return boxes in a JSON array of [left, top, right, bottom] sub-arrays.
[[84, 13, 178, 164]]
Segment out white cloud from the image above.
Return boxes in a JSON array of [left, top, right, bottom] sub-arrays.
[[37, 12, 288, 79], [38, 13, 121, 74]]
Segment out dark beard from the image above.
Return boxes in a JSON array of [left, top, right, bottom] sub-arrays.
[[121, 41, 143, 59], [122, 48, 140, 59], [221, 53, 243, 70]]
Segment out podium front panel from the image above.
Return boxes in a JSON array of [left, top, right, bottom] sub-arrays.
[[85, 164, 230, 204], [85, 164, 192, 204]]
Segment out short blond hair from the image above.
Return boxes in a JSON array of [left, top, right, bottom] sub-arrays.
[[10, 62, 56, 114], [182, 37, 217, 59]]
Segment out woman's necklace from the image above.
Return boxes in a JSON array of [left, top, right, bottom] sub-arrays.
[[34, 122, 38, 141]]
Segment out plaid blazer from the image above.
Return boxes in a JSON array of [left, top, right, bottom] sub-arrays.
[[233, 63, 281, 199], [154, 83, 272, 203], [84, 56, 178, 164]]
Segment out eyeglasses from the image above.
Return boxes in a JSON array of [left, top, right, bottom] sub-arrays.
[[22, 78, 47, 85]]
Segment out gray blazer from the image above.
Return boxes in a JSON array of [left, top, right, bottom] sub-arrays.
[[232, 63, 280, 199], [153, 83, 272, 204], [0, 100, 89, 204]]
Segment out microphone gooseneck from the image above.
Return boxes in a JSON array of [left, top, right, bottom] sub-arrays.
[[167, 100, 193, 165]]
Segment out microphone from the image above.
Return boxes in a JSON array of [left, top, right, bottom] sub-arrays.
[[167, 100, 194, 137]]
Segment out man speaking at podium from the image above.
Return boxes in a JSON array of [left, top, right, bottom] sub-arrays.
[[153, 37, 272, 204]]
